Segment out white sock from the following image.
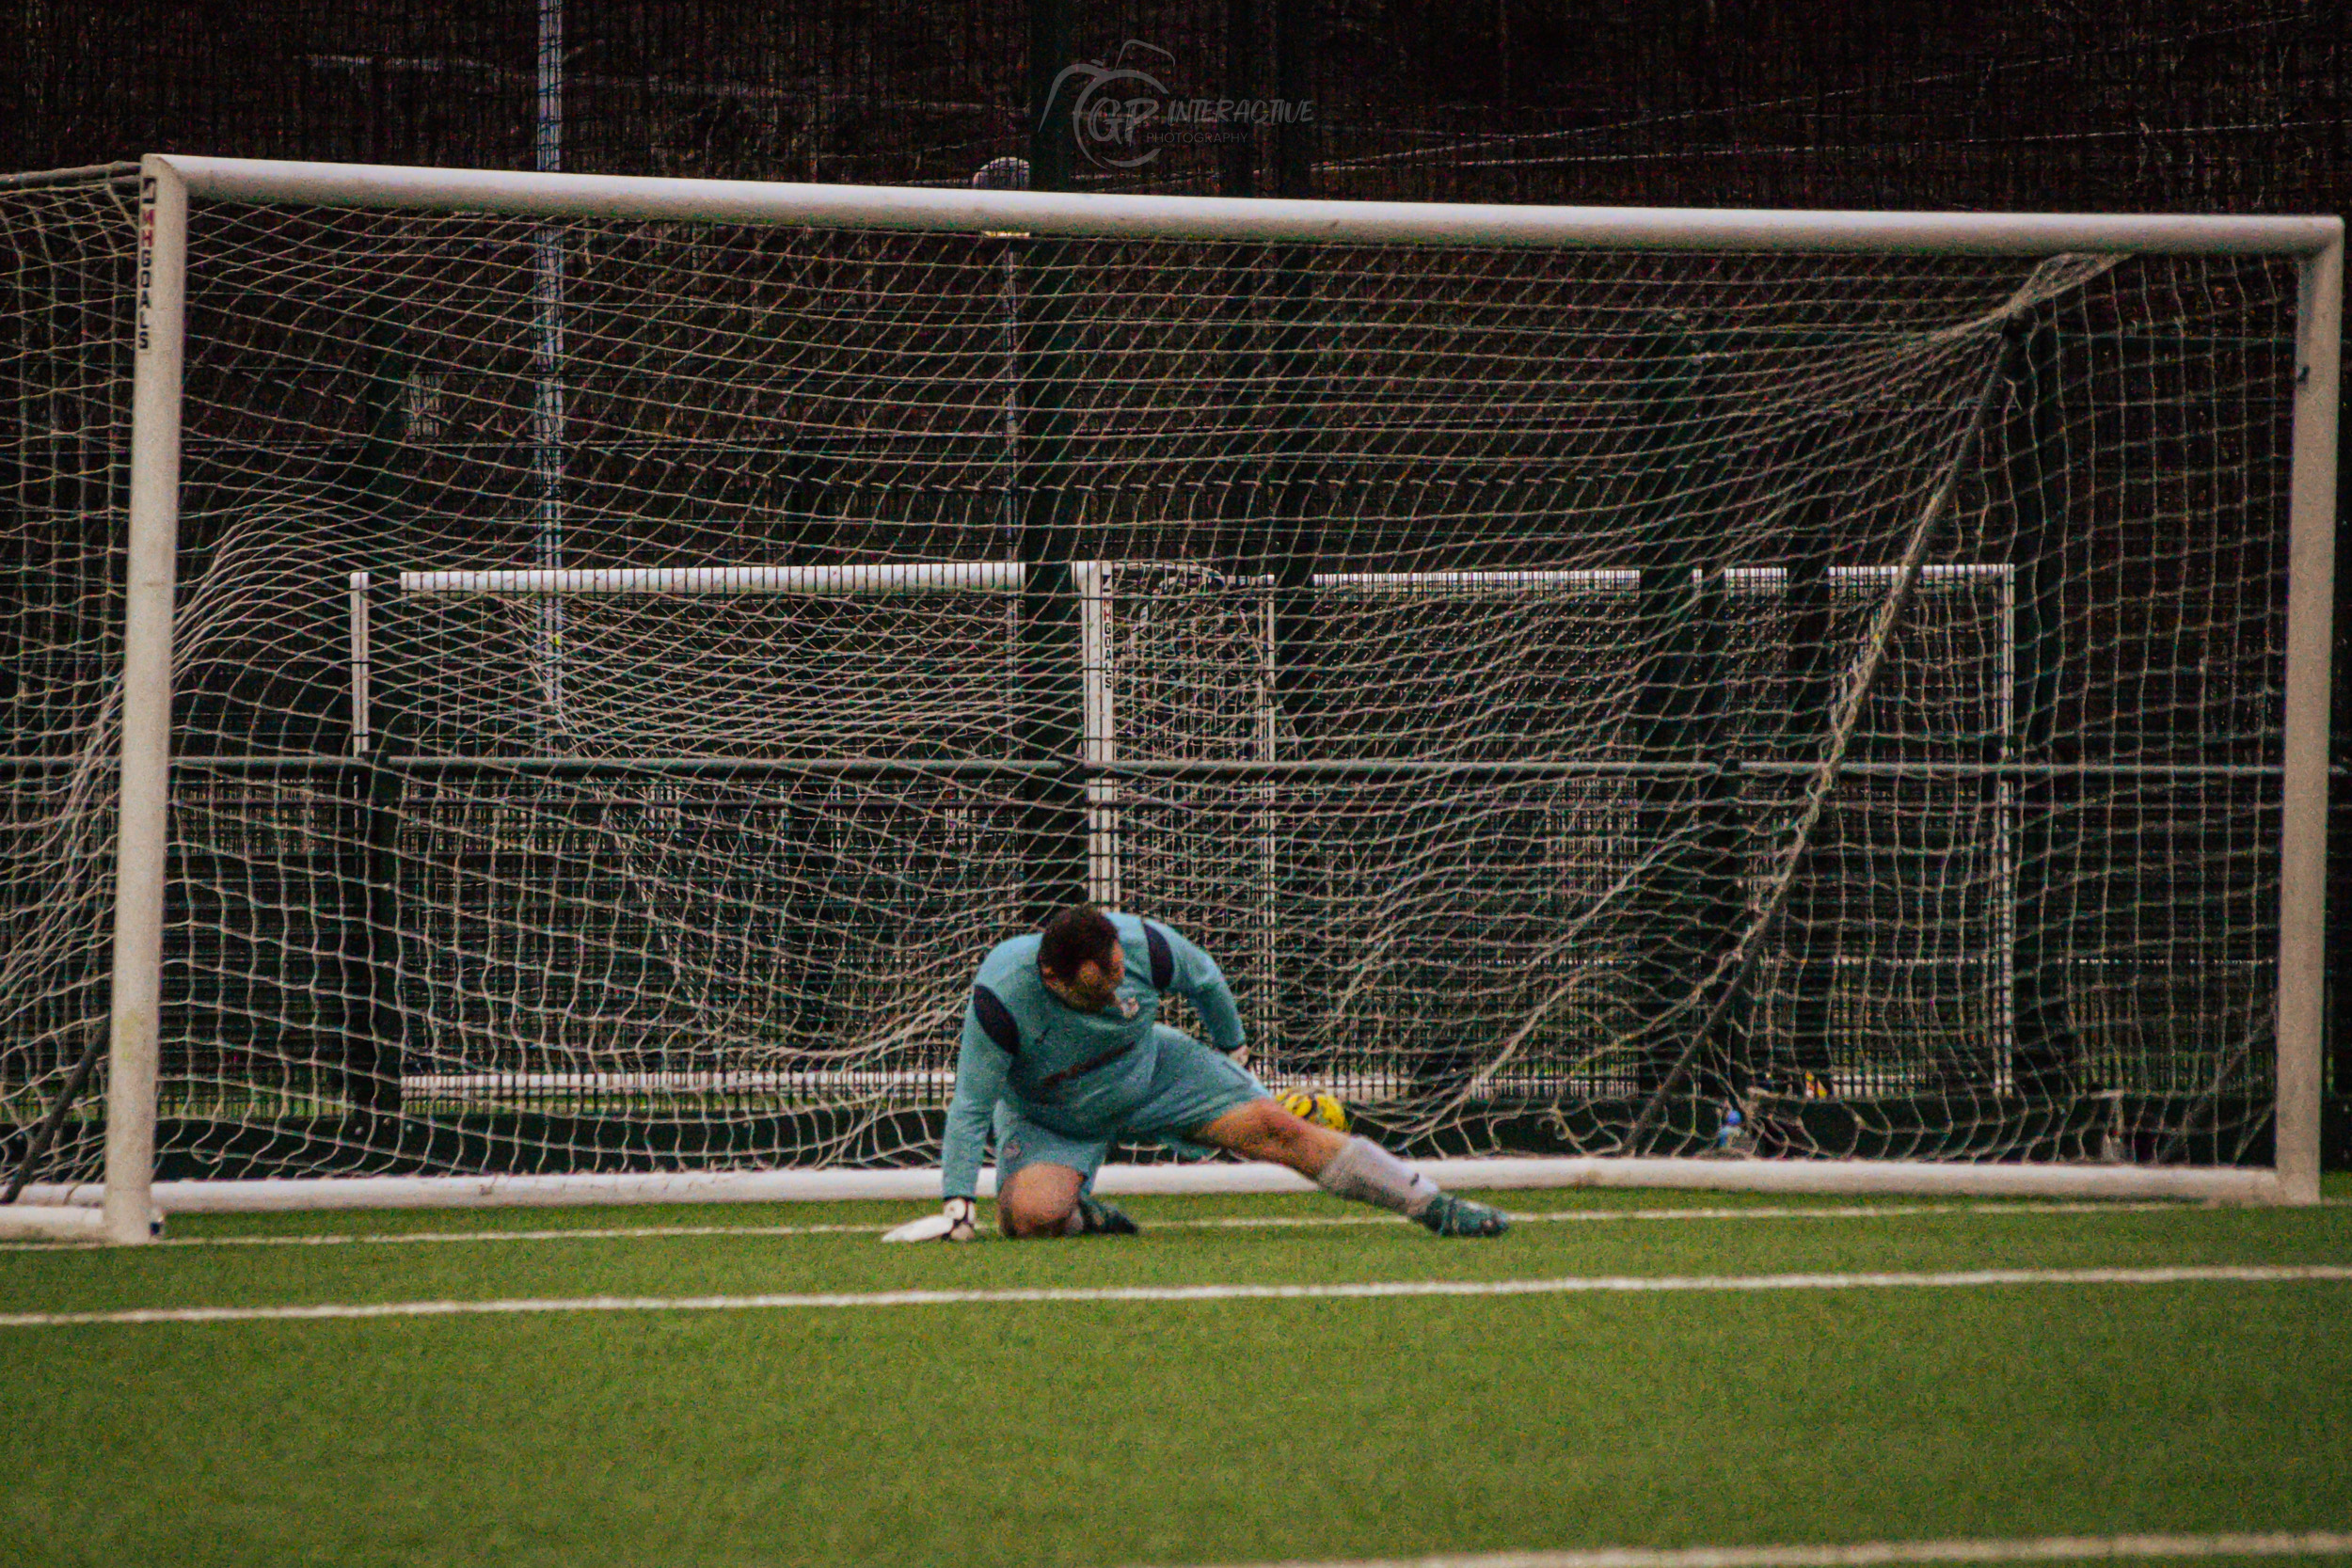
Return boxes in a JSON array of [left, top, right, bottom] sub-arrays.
[[1314, 1136, 1438, 1218]]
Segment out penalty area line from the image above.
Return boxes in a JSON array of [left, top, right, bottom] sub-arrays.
[[3, 1262, 2347, 1331], [1139, 1528, 2352, 1568]]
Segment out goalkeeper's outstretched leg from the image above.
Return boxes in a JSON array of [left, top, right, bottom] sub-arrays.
[[985, 1101, 1509, 1240], [1189, 1100, 1510, 1239]]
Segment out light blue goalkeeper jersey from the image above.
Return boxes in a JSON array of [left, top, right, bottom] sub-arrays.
[[941, 912, 1247, 1201]]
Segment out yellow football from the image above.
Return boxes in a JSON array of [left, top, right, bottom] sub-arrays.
[[1277, 1088, 1349, 1133]]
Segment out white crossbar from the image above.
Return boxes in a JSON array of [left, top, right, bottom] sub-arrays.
[[401, 1070, 957, 1094], [399, 563, 1023, 597], [159, 156, 2342, 258], [388, 563, 2019, 599]]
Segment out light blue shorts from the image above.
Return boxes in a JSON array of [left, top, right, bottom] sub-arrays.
[[993, 1024, 1267, 1187]]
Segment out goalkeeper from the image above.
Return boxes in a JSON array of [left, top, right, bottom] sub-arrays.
[[912, 903, 1508, 1242]]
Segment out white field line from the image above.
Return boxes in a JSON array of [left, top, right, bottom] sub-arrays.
[[0, 1199, 2258, 1252], [1144, 1529, 2352, 1568], [3, 1263, 2347, 1331]]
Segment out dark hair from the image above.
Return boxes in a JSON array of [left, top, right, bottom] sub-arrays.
[[1038, 904, 1119, 979]]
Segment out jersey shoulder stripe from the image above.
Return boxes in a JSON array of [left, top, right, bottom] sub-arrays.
[[1142, 921, 1175, 990], [971, 984, 1021, 1054]]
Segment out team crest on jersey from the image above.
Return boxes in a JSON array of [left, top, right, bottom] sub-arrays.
[[1117, 994, 1140, 1018]]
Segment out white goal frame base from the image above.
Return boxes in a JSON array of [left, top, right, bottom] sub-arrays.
[[2, 1157, 2287, 1236]]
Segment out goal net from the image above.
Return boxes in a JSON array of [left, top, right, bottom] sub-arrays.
[[1, 160, 2336, 1234]]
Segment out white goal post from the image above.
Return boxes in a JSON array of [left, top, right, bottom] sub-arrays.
[[0, 155, 2336, 1241]]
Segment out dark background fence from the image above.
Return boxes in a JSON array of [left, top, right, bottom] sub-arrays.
[[4, 0, 2347, 1167], [6, 3, 2345, 210]]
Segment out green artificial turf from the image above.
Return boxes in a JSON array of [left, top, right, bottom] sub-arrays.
[[3, 1187, 2347, 1568]]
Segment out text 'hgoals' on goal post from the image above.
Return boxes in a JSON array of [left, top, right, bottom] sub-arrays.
[[0, 154, 2336, 1241]]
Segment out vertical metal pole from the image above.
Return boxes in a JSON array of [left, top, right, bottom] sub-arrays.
[[359, 594, 409, 1134], [2333, 378, 2352, 1143], [103, 155, 187, 1245], [2004, 321, 2084, 1099], [969, 155, 1028, 558], [997, 242, 1021, 549], [1257, 0, 1322, 1042], [1256, 583, 1279, 1074], [1624, 335, 1701, 1105], [349, 572, 372, 757], [1076, 562, 1120, 906], [1629, 562, 1736, 1106], [2277, 231, 2342, 1205], [345, 328, 410, 1134], [1263, 0, 1324, 1078], [1781, 469, 1838, 1093], [1016, 0, 1087, 923], [1211, 0, 1262, 574], [1627, 335, 1738, 1119], [533, 0, 566, 749], [1994, 565, 2018, 1072], [345, 573, 369, 756], [1265, 0, 1318, 736], [2334, 325, 2352, 1127], [1220, 1, 1278, 1062], [341, 570, 378, 1128]]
